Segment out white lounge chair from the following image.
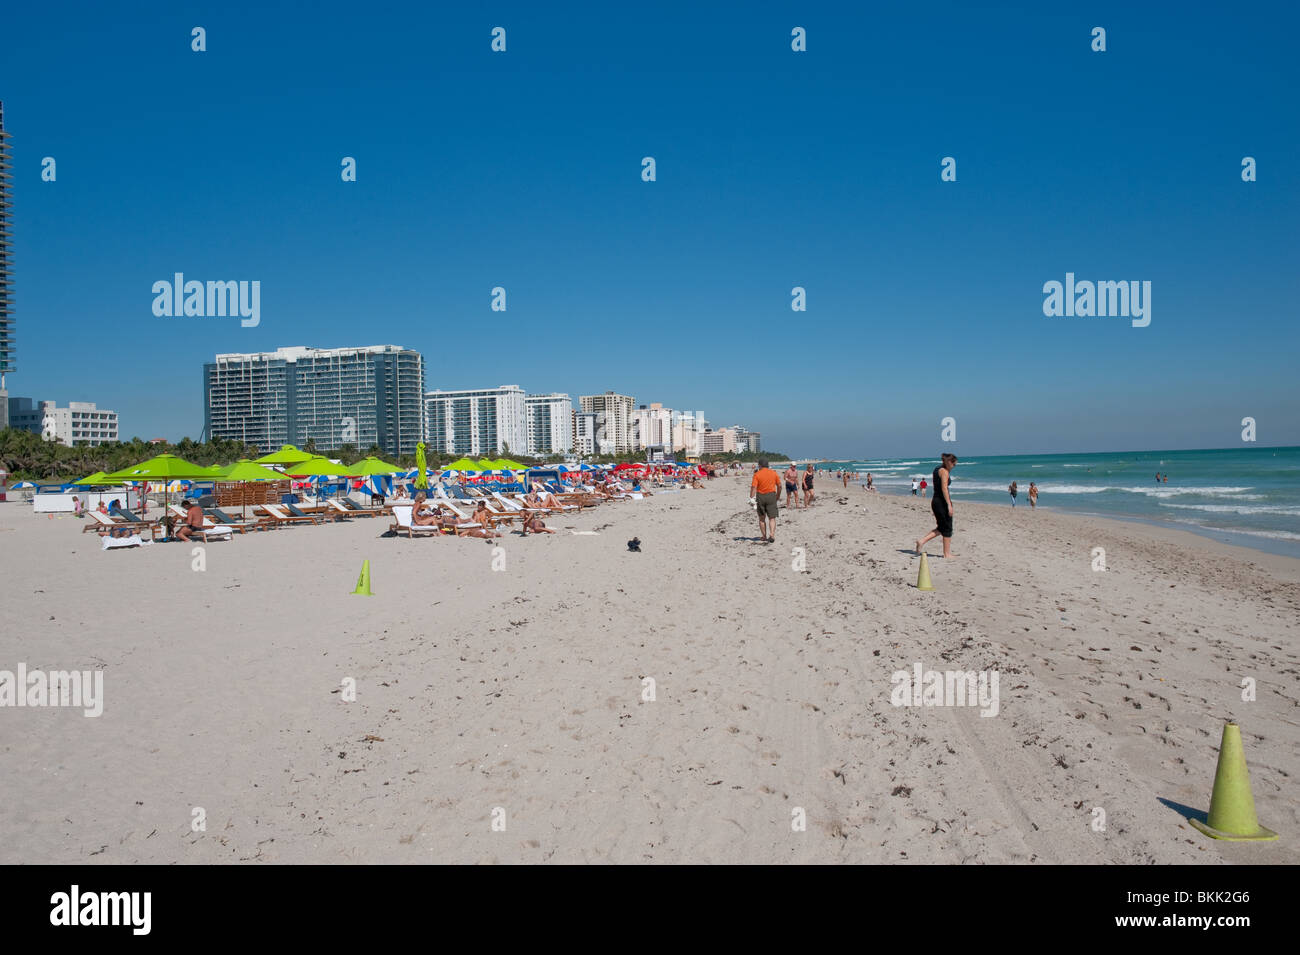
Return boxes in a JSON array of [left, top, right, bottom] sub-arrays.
[[389, 503, 439, 537]]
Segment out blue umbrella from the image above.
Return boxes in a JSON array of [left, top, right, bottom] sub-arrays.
[[12, 480, 37, 488]]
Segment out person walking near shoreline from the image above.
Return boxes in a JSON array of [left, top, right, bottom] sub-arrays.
[[802, 464, 816, 507], [911, 477, 919, 496], [784, 463, 800, 509], [915, 453, 958, 559], [750, 458, 782, 543], [1009, 481, 1018, 507], [1028, 482, 1038, 509]]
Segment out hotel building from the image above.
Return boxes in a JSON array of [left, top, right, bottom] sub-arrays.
[[578, 391, 635, 455], [425, 385, 528, 458], [0, 102, 15, 428], [204, 345, 425, 456], [525, 393, 573, 457], [7, 398, 119, 446]]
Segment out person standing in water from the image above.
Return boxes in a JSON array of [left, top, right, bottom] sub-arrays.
[[1009, 481, 1018, 507], [1028, 482, 1038, 508], [915, 453, 958, 559]]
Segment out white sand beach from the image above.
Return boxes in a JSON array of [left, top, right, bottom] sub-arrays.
[[1, 477, 1297, 864]]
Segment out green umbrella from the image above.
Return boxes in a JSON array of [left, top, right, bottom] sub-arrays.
[[446, 456, 478, 471], [475, 458, 497, 470], [346, 456, 402, 477], [101, 453, 213, 483], [254, 444, 315, 466], [285, 456, 344, 476], [213, 459, 287, 519], [101, 453, 214, 526], [497, 459, 526, 470], [414, 443, 428, 490], [73, 471, 112, 486]]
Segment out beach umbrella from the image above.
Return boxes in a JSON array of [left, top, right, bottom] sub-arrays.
[[73, 471, 113, 486], [444, 456, 477, 471], [12, 480, 36, 488], [414, 442, 428, 490], [254, 444, 315, 466], [347, 456, 401, 477], [286, 456, 344, 476], [101, 453, 215, 522]]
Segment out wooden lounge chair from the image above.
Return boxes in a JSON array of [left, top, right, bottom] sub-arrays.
[[258, 503, 322, 527], [331, 498, 380, 518]]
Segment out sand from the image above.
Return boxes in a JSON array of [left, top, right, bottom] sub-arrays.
[[1, 477, 1296, 864]]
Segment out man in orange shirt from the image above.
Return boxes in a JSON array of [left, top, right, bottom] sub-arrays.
[[750, 458, 782, 543]]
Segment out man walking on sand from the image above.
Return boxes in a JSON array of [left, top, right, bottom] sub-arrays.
[[750, 458, 782, 544]]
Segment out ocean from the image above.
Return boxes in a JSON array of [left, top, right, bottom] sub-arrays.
[[815, 447, 1300, 558]]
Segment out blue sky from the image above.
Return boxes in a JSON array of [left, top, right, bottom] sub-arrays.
[[2, 1, 1297, 457]]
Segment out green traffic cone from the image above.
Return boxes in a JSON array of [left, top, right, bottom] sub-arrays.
[[916, 552, 934, 591], [1189, 722, 1278, 841], [352, 559, 373, 596]]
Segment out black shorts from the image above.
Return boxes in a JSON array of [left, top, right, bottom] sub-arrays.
[[785, 482, 797, 493], [755, 492, 779, 519], [931, 501, 953, 538]]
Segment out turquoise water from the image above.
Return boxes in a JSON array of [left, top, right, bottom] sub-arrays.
[[817, 447, 1300, 558]]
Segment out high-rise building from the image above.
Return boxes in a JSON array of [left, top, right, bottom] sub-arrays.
[[672, 410, 707, 457], [573, 411, 597, 456], [632, 402, 674, 452], [0, 101, 15, 428], [698, 429, 737, 455], [204, 345, 425, 456], [579, 391, 635, 454], [729, 426, 761, 454], [425, 385, 527, 457], [525, 393, 573, 457], [8, 398, 119, 446]]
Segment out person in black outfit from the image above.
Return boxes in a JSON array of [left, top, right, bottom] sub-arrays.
[[914, 453, 958, 558]]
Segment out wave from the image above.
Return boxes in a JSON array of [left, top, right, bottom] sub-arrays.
[[1164, 519, 1300, 542], [1161, 503, 1300, 516]]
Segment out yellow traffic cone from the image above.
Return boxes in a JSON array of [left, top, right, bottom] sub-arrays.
[[1189, 722, 1277, 841], [916, 552, 934, 591], [351, 559, 373, 596]]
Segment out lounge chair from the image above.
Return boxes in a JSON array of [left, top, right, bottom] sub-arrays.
[[86, 510, 163, 539], [430, 499, 488, 536], [334, 497, 383, 518], [389, 504, 439, 538], [205, 507, 272, 532], [258, 503, 322, 527], [161, 505, 233, 541], [287, 501, 334, 523]]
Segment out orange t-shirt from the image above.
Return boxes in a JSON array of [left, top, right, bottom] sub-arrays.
[[751, 468, 781, 495]]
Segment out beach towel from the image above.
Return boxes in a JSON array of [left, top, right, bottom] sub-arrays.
[[102, 534, 149, 550]]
